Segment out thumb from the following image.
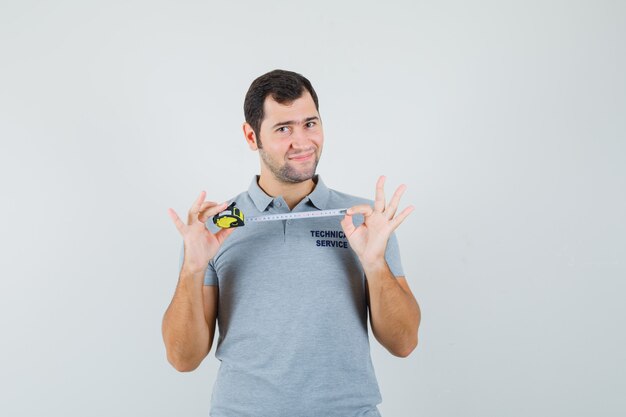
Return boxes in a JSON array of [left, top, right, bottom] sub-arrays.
[[341, 214, 356, 238]]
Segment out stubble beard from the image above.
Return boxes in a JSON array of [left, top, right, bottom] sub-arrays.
[[259, 148, 320, 184]]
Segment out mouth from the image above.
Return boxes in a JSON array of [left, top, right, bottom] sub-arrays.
[[288, 152, 315, 162]]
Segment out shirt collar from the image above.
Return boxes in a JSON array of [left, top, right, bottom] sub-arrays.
[[247, 174, 330, 212], [306, 175, 330, 210]]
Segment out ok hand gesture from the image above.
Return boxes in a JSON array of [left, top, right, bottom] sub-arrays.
[[167, 192, 236, 275], [340, 176, 414, 267]]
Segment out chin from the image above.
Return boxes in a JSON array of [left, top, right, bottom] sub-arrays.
[[283, 173, 315, 183], [279, 167, 317, 183]]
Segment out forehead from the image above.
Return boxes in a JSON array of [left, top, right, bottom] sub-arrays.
[[261, 91, 318, 126]]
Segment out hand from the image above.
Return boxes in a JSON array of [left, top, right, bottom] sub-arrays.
[[167, 191, 236, 274], [340, 176, 414, 266]]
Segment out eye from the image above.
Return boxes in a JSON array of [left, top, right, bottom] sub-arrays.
[[276, 126, 290, 133], [305, 121, 317, 128]]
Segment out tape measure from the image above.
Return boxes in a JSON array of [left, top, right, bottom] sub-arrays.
[[212, 202, 245, 228], [213, 202, 347, 229]]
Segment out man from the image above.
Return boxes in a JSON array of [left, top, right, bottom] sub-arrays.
[[163, 69, 421, 417]]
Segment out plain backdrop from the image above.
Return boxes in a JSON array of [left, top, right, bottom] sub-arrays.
[[1, 0, 624, 416]]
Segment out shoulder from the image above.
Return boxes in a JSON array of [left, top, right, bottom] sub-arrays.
[[228, 190, 254, 208], [326, 187, 373, 227], [327, 187, 373, 207]]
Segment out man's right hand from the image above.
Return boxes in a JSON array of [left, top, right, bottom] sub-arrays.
[[167, 191, 236, 275]]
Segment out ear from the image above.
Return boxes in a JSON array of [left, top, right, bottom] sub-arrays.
[[242, 122, 258, 151]]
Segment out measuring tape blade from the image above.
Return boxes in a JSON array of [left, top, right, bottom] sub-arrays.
[[247, 208, 348, 223], [212, 202, 349, 229]]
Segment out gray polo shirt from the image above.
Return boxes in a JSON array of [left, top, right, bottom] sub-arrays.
[[179, 175, 404, 417]]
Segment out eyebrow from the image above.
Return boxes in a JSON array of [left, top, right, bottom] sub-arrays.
[[271, 116, 320, 130]]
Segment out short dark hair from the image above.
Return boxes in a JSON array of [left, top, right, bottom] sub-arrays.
[[244, 69, 319, 147]]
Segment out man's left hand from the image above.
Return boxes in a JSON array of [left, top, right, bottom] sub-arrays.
[[340, 176, 414, 267]]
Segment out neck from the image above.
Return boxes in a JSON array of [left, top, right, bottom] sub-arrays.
[[257, 173, 317, 210]]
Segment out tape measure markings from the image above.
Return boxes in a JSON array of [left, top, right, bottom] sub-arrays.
[[212, 202, 348, 229], [247, 208, 348, 223]]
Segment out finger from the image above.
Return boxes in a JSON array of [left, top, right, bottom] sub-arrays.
[[197, 201, 221, 222], [189, 191, 206, 216], [198, 202, 230, 224], [200, 201, 218, 211], [341, 213, 356, 238], [215, 227, 237, 245], [167, 208, 186, 234], [346, 204, 374, 217], [390, 205, 415, 230], [385, 184, 407, 219], [374, 175, 386, 213]]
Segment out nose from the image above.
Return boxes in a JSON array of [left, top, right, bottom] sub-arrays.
[[290, 126, 311, 149]]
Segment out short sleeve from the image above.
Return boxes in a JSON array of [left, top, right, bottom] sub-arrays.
[[178, 241, 219, 286], [384, 231, 405, 277]]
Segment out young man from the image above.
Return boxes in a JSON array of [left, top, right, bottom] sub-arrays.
[[163, 69, 421, 417]]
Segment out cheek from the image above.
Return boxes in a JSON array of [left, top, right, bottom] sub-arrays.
[[269, 142, 291, 157], [308, 129, 323, 143]]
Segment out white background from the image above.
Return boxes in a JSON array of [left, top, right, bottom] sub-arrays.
[[1, 1, 624, 416]]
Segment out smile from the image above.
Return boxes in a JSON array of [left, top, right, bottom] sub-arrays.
[[289, 152, 314, 161]]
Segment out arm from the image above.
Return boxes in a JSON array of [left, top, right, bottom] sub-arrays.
[[162, 269, 218, 371], [341, 176, 420, 358], [162, 192, 235, 372], [363, 264, 421, 357]]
